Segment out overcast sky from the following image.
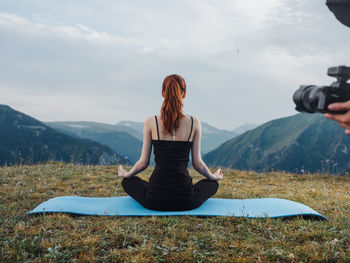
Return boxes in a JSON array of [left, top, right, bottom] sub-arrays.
[[1, 0, 350, 130]]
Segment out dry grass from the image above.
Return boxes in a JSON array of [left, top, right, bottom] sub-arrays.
[[1, 163, 350, 262]]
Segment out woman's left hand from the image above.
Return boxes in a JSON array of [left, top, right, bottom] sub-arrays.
[[118, 165, 130, 178], [213, 168, 223, 180]]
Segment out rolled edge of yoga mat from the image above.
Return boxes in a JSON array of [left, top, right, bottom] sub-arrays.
[[27, 196, 328, 220]]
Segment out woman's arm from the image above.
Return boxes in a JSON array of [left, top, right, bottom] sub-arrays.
[[191, 118, 223, 181], [118, 117, 153, 178]]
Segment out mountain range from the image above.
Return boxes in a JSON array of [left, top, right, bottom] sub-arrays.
[[0, 105, 130, 166], [5, 103, 347, 174], [203, 113, 350, 173]]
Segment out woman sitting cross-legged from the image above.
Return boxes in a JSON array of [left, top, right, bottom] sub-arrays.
[[118, 74, 223, 211]]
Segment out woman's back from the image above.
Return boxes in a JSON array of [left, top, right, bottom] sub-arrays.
[[151, 115, 194, 142], [149, 115, 194, 195]]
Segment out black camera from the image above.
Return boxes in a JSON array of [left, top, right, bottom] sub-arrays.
[[293, 66, 350, 113]]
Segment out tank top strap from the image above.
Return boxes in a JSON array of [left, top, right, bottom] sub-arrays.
[[187, 116, 193, 142], [154, 115, 160, 140]]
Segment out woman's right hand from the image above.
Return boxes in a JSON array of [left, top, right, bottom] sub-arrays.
[[118, 165, 130, 178], [212, 168, 223, 180]]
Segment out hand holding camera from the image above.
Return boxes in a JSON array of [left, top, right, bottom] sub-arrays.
[[324, 101, 350, 134], [292, 0, 350, 134]]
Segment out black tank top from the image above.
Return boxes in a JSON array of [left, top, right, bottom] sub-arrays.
[[148, 115, 194, 196]]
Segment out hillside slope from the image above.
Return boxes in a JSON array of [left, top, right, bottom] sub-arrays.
[[0, 105, 129, 166], [203, 113, 350, 173]]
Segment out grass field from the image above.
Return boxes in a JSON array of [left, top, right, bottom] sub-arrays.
[[1, 163, 350, 262]]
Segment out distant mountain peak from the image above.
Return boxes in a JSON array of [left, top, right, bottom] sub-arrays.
[[201, 122, 230, 134]]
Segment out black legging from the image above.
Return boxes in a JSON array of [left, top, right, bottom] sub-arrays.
[[122, 176, 219, 211]]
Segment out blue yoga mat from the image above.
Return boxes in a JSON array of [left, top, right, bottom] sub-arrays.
[[28, 196, 327, 220]]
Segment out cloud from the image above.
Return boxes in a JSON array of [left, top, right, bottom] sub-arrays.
[[0, 0, 350, 129]]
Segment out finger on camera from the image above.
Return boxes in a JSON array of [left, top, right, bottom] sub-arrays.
[[336, 122, 349, 129], [325, 114, 340, 122], [328, 113, 350, 123], [324, 113, 336, 120], [329, 101, 350, 111]]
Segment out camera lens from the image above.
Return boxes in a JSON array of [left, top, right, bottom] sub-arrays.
[[293, 85, 322, 113]]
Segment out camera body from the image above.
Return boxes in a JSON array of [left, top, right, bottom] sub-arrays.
[[293, 66, 350, 113]]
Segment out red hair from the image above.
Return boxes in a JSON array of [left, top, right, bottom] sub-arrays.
[[161, 74, 186, 135]]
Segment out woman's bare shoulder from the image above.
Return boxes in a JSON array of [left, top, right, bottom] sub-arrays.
[[144, 116, 155, 121], [144, 116, 156, 125], [189, 116, 200, 126]]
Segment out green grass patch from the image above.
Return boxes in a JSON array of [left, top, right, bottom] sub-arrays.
[[1, 163, 350, 262]]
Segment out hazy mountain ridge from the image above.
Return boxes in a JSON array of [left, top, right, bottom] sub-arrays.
[[203, 113, 350, 173], [46, 121, 143, 164], [0, 105, 129, 166], [116, 121, 144, 135], [48, 121, 143, 140]]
